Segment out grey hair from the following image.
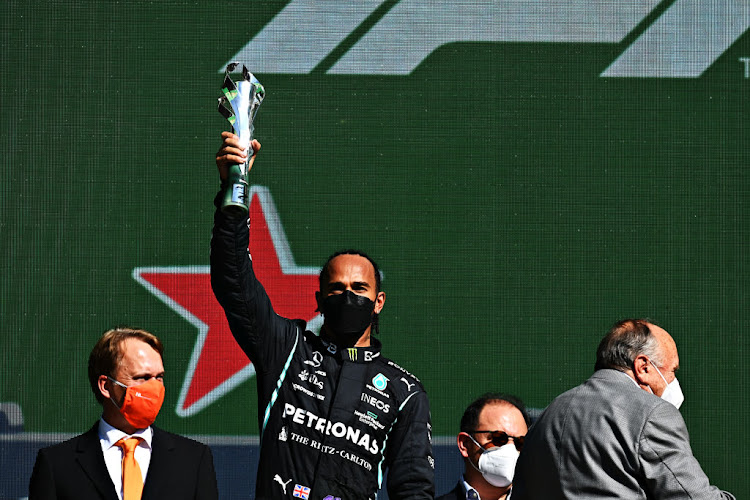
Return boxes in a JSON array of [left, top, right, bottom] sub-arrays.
[[594, 319, 663, 372]]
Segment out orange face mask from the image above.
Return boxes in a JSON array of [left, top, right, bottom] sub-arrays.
[[109, 377, 165, 428]]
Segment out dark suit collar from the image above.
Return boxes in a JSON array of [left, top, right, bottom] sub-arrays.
[[75, 423, 119, 500], [150, 426, 175, 450], [142, 426, 176, 499], [459, 479, 475, 499], [77, 422, 173, 500], [439, 480, 471, 499]]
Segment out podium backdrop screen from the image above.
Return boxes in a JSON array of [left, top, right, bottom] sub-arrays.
[[2, 1, 748, 498]]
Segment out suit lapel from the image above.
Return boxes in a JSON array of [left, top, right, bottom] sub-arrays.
[[75, 423, 119, 500], [142, 426, 175, 500]]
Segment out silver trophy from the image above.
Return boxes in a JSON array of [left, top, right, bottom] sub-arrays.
[[218, 63, 265, 214]]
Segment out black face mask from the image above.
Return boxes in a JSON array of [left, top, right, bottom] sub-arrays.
[[321, 290, 376, 343]]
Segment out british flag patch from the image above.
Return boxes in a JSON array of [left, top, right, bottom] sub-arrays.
[[293, 484, 311, 499]]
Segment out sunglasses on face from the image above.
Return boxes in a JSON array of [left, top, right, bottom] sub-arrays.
[[472, 430, 525, 451]]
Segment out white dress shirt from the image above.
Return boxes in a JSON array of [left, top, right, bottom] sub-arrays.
[[461, 475, 481, 499], [461, 474, 514, 500], [98, 418, 154, 500]]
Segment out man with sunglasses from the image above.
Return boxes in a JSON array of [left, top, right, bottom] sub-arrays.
[[512, 319, 734, 499], [437, 393, 529, 500]]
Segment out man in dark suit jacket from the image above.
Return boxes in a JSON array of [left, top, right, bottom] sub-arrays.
[[437, 393, 529, 500], [29, 327, 218, 500], [513, 319, 734, 499]]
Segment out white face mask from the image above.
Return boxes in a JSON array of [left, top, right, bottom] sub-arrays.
[[650, 361, 684, 409], [467, 436, 519, 488]]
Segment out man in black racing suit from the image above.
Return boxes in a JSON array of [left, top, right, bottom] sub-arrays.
[[211, 133, 435, 500]]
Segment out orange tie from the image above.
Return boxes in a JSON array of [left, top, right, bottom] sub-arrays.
[[115, 437, 143, 500]]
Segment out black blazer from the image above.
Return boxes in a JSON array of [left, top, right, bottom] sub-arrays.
[[29, 423, 218, 500], [435, 482, 465, 500]]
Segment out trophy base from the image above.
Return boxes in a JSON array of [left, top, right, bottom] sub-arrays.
[[221, 204, 249, 217], [220, 182, 249, 215]]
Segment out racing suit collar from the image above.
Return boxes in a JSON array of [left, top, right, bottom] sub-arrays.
[[319, 336, 383, 363], [341, 339, 382, 363]]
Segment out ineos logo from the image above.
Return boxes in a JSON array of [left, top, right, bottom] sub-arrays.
[[361, 393, 390, 414]]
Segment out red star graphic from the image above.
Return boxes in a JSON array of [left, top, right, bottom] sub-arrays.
[[133, 186, 321, 416]]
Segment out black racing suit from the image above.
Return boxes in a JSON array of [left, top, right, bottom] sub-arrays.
[[210, 198, 435, 500]]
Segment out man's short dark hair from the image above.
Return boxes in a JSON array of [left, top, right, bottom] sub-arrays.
[[319, 250, 382, 334], [594, 318, 663, 372], [319, 249, 382, 293], [460, 392, 531, 433]]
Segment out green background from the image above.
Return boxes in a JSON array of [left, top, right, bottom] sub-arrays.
[[2, 0, 747, 496]]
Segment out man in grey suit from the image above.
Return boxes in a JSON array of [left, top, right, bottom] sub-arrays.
[[512, 318, 734, 499]]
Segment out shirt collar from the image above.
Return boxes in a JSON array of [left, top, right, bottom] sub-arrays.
[[98, 417, 153, 450], [461, 475, 481, 500]]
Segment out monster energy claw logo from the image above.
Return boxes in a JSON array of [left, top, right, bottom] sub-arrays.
[[222, 0, 750, 77], [348, 348, 357, 360]]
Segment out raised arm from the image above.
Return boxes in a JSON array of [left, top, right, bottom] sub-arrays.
[[210, 133, 297, 368]]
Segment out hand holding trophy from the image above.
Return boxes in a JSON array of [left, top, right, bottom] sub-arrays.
[[218, 63, 265, 215]]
